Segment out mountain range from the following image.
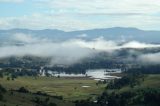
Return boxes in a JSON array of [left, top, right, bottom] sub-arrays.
[[0, 27, 160, 43]]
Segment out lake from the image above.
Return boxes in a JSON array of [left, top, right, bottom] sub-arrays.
[[46, 68, 121, 80]]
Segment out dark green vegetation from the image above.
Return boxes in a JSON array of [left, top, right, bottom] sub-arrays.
[[127, 65, 160, 74], [75, 73, 160, 106], [97, 88, 160, 106]]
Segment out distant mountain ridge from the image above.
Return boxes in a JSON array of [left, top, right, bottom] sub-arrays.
[[0, 27, 160, 43]]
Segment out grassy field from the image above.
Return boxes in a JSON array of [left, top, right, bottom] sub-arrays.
[[0, 91, 74, 106], [0, 76, 106, 101]]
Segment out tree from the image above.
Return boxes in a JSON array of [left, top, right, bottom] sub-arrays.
[[0, 72, 3, 78], [7, 77, 10, 81], [0, 85, 6, 93], [0, 93, 3, 101], [48, 102, 57, 106], [17, 87, 29, 93]]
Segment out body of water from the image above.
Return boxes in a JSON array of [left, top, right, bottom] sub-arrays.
[[45, 69, 121, 80]]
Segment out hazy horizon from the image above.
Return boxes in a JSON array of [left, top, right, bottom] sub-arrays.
[[0, 27, 159, 32]]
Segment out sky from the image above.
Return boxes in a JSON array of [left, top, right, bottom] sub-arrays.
[[0, 0, 160, 31]]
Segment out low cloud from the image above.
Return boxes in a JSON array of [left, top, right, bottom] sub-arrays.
[[138, 53, 160, 64], [120, 41, 160, 49], [13, 33, 49, 43], [1, 34, 160, 65]]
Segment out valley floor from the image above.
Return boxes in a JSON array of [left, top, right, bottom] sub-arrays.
[[0, 77, 105, 101]]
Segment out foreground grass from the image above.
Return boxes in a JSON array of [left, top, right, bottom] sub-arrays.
[[0, 91, 74, 106], [0, 77, 105, 101]]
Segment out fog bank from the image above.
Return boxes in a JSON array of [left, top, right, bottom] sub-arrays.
[[0, 33, 160, 65]]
